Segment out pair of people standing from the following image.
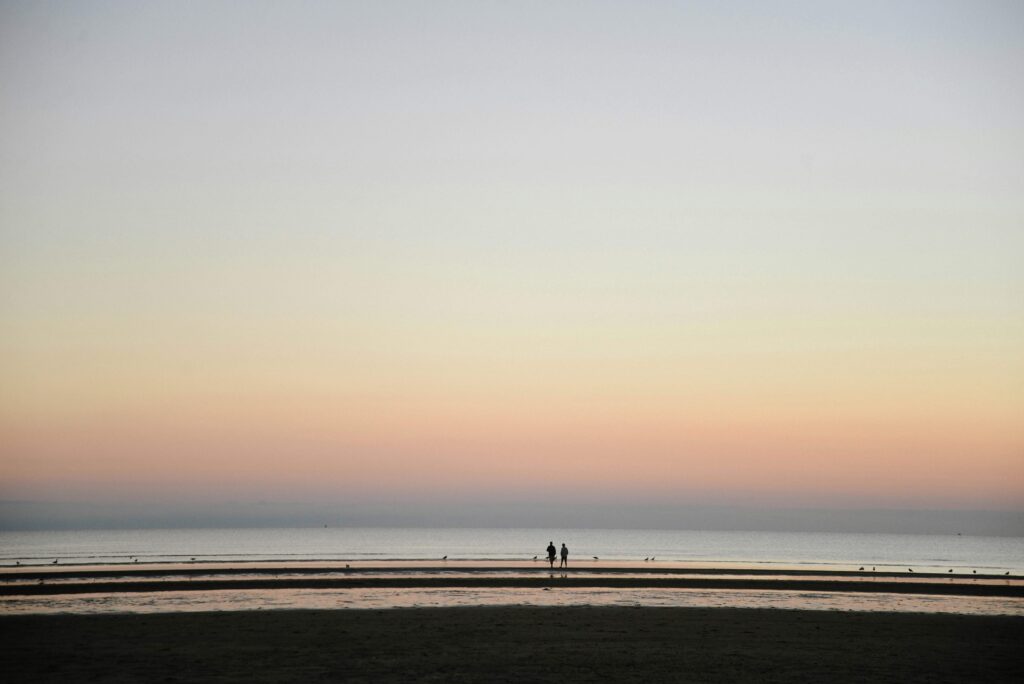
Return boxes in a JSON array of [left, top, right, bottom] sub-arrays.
[[546, 541, 568, 568]]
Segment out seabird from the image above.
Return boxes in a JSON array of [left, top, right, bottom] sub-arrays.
[[644, 557, 649, 562], [52, 559, 58, 564], [948, 569, 953, 573], [859, 567, 864, 571], [908, 568, 914, 573], [593, 556, 599, 560], [1006, 571, 1010, 576], [533, 556, 537, 561], [442, 556, 447, 561]]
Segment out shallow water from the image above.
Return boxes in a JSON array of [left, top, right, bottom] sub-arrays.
[[3, 527, 1022, 574], [3, 586, 1021, 617]]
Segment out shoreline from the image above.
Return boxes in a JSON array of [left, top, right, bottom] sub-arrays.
[[3, 564, 1021, 599], [4, 574, 1023, 598], [3, 561, 1018, 580], [3, 606, 1022, 683]]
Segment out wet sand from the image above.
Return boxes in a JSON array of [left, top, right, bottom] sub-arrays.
[[3, 564, 1021, 597], [4, 574, 1022, 598], [3, 606, 1022, 683]]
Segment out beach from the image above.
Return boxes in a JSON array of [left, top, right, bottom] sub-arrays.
[[4, 562, 1023, 616], [5, 564, 1021, 681], [4, 606, 1022, 683], [2, 563, 1023, 681]]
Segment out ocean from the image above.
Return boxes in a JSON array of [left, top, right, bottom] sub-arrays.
[[2, 527, 1022, 573]]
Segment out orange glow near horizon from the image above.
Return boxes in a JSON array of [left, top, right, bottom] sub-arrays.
[[3, 366, 1021, 509]]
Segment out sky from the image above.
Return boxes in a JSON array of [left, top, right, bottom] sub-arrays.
[[1, 1, 1022, 531]]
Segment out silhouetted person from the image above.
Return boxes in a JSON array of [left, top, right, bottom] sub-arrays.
[[546, 542, 556, 568], [560, 543, 569, 569]]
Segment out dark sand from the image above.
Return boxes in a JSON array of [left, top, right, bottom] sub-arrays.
[[3, 607, 1022, 683]]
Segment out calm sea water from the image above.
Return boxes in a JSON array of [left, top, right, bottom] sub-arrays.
[[2, 527, 1022, 573]]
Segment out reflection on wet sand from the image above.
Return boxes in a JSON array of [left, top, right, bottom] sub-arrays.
[[3, 569, 1020, 587], [3, 586, 1022, 616], [3, 564, 1021, 596]]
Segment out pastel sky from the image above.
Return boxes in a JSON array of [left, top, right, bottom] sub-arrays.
[[1, 1, 1022, 520]]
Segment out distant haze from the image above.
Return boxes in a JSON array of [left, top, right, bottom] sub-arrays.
[[1, 500, 1022, 537], [1, 2, 1022, 526]]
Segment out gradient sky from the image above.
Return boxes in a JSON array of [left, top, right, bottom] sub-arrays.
[[1, 1, 1022, 525]]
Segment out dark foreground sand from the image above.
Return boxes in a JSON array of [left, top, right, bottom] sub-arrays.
[[3, 607, 1022, 683]]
